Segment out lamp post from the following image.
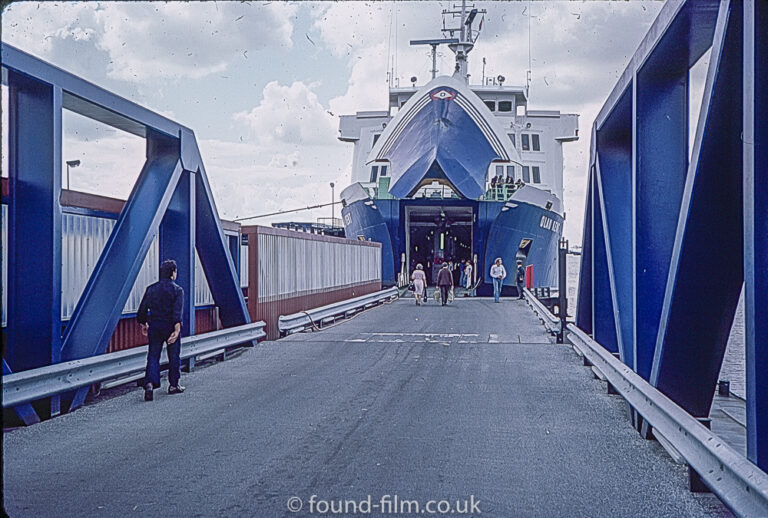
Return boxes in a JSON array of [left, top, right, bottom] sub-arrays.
[[330, 182, 335, 225], [65, 160, 81, 190]]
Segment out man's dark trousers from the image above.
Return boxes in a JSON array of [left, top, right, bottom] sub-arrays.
[[440, 285, 450, 305], [145, 321, 181, 388]]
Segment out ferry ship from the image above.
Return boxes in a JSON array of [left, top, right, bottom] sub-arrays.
[[338, 3, 578, 296]]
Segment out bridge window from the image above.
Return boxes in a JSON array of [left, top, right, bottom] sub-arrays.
[[506, 166, 515, 180], [373, 134, 380, 146], [380, 165, 388, 177], [484, 101, 496, 111], [532, 166, 541, 183], [498, 101, 512, 112], [508, 133, 516, 147], [521, 134, 530, 151], [370, 166, 379, 182], [522, 166, 530, 182], [532, 134, 540, 151], [495, 165, 504, 177]]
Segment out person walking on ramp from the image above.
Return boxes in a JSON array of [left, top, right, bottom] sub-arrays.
[[411, 263, 427, 305], [138, 259, 185, 401], [436, 262, 454, 306], [516, 260, 526, 299], [490, 257, 507, 303]]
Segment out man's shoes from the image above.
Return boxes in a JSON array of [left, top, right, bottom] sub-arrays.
[[168, 385, 185, 395], [144, 384, 153, 401]]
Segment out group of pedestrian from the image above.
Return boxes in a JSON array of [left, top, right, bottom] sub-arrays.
[[412, 256, 526, 305]]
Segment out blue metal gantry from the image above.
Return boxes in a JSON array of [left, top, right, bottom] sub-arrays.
[[576, 0, 767, 471], [1, 44, 251, 423]]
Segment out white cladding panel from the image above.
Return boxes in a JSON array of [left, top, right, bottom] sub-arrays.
[[194, 248, 215, 307], [257, 232, 381, 300], [0, 208, 219, 324], [60, 212, 217, 319], [60, 213, 160, 319], [240, 239, 249, 288]]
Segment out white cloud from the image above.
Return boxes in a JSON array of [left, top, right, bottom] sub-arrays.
[[61, 132, 146, 198], [3, 2, 298, 82], [3, 1, 668, 244], [311, 2, 393, 58], [234, 81, 337, 147], [196, 138, 350, 225]]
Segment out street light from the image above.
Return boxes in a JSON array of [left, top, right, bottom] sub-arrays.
[[330, 182, 335, 225], [65, 160, 81, 190]]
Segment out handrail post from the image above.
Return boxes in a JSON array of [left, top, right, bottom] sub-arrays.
[[557, 238, 568, 343]]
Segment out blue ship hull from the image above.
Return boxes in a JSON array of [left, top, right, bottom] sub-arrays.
[[339, 78, 567, 296], [342, 197, 562, 296]]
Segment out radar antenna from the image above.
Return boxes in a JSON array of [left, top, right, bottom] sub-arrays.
[[409, 0, 486, 83], [409, 39, 459, 80]]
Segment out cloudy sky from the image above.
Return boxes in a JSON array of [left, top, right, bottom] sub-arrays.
[[2, 1, 668, 242]]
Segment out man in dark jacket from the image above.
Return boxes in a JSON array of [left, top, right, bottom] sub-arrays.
[[137, 259, 185, 401], [436, 263, 454, 306]]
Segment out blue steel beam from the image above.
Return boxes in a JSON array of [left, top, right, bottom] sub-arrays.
[[61, 133, 183, 410], [1, 44, 183, 139], [6, 70, 63, 420], [187, 137, 251, 330], [595, 88, 633, 365], [160, 167, 196, 338], [594, 0, 719, 131], [575, 165, 593, 334], [743, 0, 768, 471], [633, 31, 690, 381], [1, 45, 251, 419], [591, 168, 619, 354], [650, 0, 743, 419]]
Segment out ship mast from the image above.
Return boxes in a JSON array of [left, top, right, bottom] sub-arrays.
[[409, 1, 485, 84], [443, 0, 485, 83]]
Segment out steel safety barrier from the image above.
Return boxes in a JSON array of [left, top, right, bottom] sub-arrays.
[[2, 322, 266, 408], [278, 288, 398, 335], [523, 288, 561, 335], [568, 324, 768, 517]]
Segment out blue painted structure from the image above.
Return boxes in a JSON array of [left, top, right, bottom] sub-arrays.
[[1, 44, 251, 421], [576, 0, 767, 471], [373, 82, 514, 200], [342, 74, 565, 295], [342, 195, 562, 295]]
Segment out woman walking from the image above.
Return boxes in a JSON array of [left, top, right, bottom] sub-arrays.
[[411, 264, 427, 305]]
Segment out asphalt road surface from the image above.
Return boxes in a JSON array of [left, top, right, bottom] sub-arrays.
[[3, 298, 732, 517]]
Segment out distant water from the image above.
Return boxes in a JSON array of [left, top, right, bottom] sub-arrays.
[[565, 254, 746, 398]]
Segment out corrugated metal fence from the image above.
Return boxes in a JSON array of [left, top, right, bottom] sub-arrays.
[[245, 225, 382, 339], [1, 205, 238, 328], [2, 205, 381, 345], [256, 230, 381, 301], [58, 212, 217, 319]]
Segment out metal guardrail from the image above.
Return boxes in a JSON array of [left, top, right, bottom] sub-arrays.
[[279, 287, 398, 335], [522, 288, 561, 334], [2, 322, 266, 408], [568, 324, 768, 517]]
